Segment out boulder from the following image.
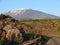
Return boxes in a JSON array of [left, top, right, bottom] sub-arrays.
[[3, 24, 13, 32], [6, 28, 23, 43], [3, 24, 23, 43]]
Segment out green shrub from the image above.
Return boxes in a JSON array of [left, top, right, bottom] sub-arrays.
[[0, 37, 6, 45], [57, 26, 60, 31], [37, 41, 42, 45]]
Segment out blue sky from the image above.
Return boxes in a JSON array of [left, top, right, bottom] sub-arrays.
[[0, 0, 60, 16]]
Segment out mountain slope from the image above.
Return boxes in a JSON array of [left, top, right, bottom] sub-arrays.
[[3, 8, 59, 20]]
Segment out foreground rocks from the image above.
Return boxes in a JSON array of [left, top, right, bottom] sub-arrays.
[[6, 28, 23, 43], [46, 37, 60, 45]]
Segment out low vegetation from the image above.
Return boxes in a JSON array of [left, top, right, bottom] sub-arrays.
[[20, 19, 60, 37], [0, 14, 60, 45]]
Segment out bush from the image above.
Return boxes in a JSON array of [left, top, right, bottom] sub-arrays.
[[0, 37, 6, 45], [37, 41, 42, 45]]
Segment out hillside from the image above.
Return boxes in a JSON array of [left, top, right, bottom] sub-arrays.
[[0, 14, 60, 45], [3, 8, 59, 20]]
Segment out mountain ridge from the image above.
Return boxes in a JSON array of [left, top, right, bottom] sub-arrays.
[[1, 8, 59, 20]]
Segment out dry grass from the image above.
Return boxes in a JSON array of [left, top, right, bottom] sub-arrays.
[[20, 19, 60, 37]]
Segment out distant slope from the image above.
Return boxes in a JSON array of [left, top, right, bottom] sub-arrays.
[[2, 8, 59, 20]]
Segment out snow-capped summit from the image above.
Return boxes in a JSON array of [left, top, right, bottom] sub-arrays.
[[19, 8, 32, 10], [2, 8, 59, 20]]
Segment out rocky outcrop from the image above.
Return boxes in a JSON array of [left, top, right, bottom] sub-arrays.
[[3, 24, 23, 43], [3, 24, 15, 32], [6, 28, 23, 43], [46, 37, 60, 45]]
